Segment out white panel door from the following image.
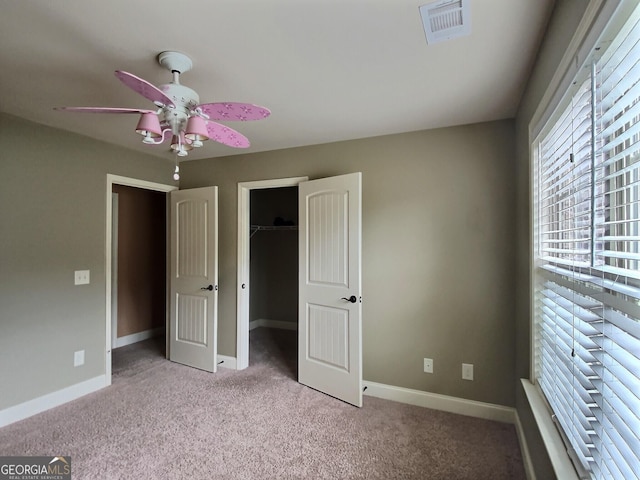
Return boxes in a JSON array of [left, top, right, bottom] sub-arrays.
[[299, 172, 362, 407], [169, 187, 218, 372]]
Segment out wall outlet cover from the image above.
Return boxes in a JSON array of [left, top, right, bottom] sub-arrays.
[[423, 358, 433, 373], [74, 270, 90, 285], [74, 350, 85, 367], [462, 363, 474, 381]]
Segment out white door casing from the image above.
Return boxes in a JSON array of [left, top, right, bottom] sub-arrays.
[[169, 187, 218, 372], [111, 192, 119, 349], [105, 174, 177, 387], [298, 172, 362, 407]]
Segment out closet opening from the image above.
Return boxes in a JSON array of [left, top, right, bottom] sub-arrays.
[[236, 176, 307, 372], [248, 186, 299, 377]]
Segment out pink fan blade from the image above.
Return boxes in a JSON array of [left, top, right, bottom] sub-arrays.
[[198, 102, 271, 121], [55, 106, 156, 114], [114, 71, 175, 108], [206, 121, 250, 148]]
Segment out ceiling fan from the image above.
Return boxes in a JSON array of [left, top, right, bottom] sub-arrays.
[[56, 51, 270, 173]]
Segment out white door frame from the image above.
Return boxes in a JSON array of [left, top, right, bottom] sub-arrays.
[[236, 176, 308, 370], [111, 192, 119, 350], [105, 174, 177, 386]]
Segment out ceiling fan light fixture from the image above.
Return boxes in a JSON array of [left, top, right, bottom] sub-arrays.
[[56, 51, 270, 171], [185, 115, 209, 142], [135, 112, 162, 138], [141, 132, 158, 145], [170, 133, 193, 156]]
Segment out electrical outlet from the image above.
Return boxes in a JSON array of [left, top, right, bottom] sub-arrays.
[[462, 363, 474, 380], [423, 358, 433, 373], [74, 270, 90, 285], [74, 350, 85, 367]]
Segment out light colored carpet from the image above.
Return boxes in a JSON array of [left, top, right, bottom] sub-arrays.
[[0, 328, 526, 479]]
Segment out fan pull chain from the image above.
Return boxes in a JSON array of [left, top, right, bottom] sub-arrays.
[[173, 157, 180, 181]]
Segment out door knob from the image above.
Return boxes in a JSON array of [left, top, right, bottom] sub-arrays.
[[201, 285, 214, 291], [341, 295, 357, 303]]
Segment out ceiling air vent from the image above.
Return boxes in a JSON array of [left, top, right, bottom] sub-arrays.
[[419, 0, 471, 44]]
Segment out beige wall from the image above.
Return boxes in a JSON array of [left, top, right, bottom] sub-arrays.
[[180, 120, 517, 407], [250, 187, 298, 324], [514, 1, 590, 478], [0, 112, 176, 410], [113, 185, 166, 338]]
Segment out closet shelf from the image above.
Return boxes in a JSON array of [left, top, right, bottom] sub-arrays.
[[250, 224, 298, 239]]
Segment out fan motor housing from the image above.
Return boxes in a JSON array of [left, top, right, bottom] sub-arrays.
[[160, 83, 200, 133], [161, 83, 199, 111]]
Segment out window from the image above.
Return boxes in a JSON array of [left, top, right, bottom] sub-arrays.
[[533, 4, 640, 479]]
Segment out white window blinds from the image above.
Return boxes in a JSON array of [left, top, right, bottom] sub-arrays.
[[534, 4, 640, 479]]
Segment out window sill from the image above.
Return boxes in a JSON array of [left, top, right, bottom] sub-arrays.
[[521, 379, 579, 480]]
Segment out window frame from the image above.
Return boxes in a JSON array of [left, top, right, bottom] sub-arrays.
[[528, 0, 622, 384], [527, 0, 640, 478]]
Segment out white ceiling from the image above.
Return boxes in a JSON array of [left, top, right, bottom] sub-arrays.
[[0, 0, 555, 161]]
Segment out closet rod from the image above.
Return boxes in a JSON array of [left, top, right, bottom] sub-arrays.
[[250, 224, 298, 239]]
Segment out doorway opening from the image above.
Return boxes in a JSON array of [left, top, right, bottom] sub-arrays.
[[236, 177, 308, 371], [105, 174, 177, 386], [111, 184, 167, 377], [249, 187, 299, 377]]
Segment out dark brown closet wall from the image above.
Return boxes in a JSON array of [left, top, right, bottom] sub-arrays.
[[113, 185, 166, 338]]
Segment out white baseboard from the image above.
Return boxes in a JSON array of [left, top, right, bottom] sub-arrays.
[[363, 380, 517, 424], [217, 354, 237, 370], [114, 327, 165, 348], [0, 375, 106, 428], [249, 319, 298, 331]]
